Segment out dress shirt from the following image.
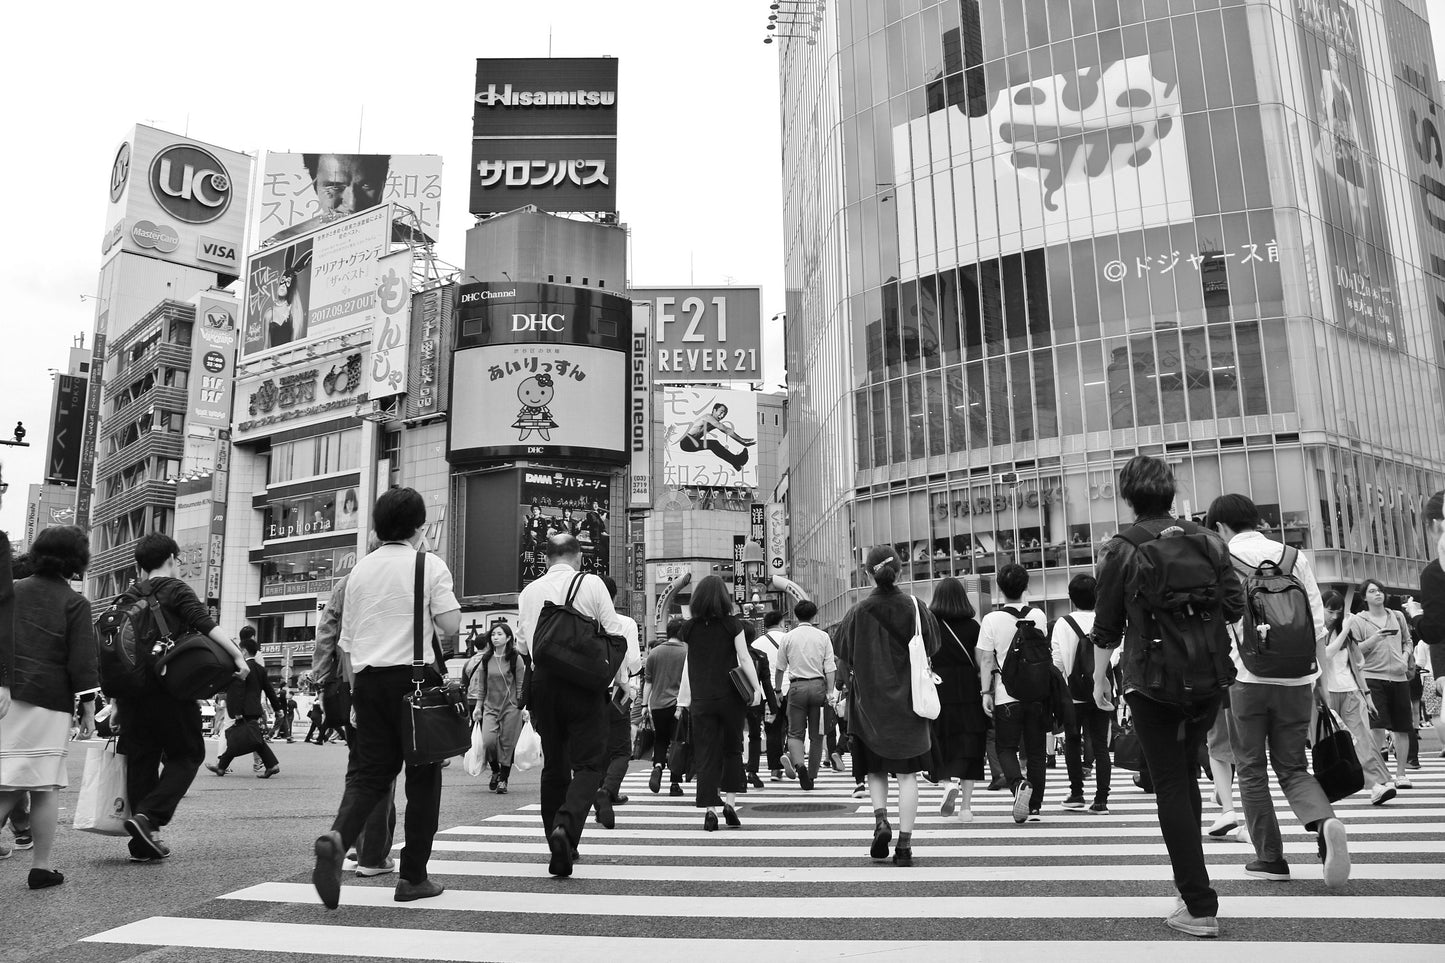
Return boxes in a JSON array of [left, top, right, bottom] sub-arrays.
[[339, 545, 460, 671], [1050, 609, 1096, 705], [613, 612, 644, 689], [516, 563, 630, 658], [1226, 530, 1324, 686], [776, 623, 836, 681]]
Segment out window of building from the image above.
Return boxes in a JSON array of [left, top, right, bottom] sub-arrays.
[[1104, 338, 1134, 430], [1009, 353, 1034, 442], [1130, 334, 1162, 428], [871, 384, 889, 467], [987, 357, 1010, 445], [1235, 322, 1268, 416], [260, 546, 357, 599], [268, 428, 362, 485], [265, 487, 361, 540], [1033, 349, 1058, 440]]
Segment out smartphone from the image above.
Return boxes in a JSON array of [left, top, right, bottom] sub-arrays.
[[1379, 628, 1399, 636]]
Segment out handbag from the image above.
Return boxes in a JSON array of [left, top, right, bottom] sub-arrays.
[[1312, 701, 1364, 802], [151, 603, 236, 701], [224, 718, 265, 757], [464, 722, 486, 777], [531, 573, 628, 689], [728, 664, 756, 704], [1112, 717, 1146, 772], [668, 708, 694, 777], [907, 597, 942, 720], [632, 712, 656, 760], [401, 551, 472, 765], [74, 740, 130, 836]]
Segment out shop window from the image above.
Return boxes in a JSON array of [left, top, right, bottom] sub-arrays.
[[1208, 326, 1240, 418]]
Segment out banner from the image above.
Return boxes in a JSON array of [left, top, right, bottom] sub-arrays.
[[732, 535, 747, 604], [629, 301, 652, 508], [44, 376, 87, 486], [74, 329, 105, 529], [404, 283, 455, 420], [632, 287, 763, 383], [662, 386, 758, 490], [182, 294, 239, 476], [766, 502, 788, 576], [255, 152, 442, 249], [518, 468, 611, 587], [234, 348, 371, 443], [366, 251, 413, 400]]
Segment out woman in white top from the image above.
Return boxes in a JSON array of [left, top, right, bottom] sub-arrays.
[[1342, 579, 1416, 790], [1321, 590, 1394, 803]]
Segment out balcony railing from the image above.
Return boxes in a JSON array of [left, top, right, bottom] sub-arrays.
[[105, 384, 188, 433], [90, 479, 176, 528], [94, 430, 184, 478]]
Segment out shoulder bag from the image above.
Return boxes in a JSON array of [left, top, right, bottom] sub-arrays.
[[908, 598, 942, 720], [402, 551, 471, 765], [1311, 701, 1364, 802]]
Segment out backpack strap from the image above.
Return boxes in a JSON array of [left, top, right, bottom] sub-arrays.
[[1117, 525, 1156, 549], [1279, 544, 1298, 576], [1062, 615, 1086, 643], [564, 572, 588, 607]]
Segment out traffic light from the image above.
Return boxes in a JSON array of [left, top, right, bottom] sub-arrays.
[[0, 422, 28, 447]]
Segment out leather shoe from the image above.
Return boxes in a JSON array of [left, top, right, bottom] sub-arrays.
[[723, 804, 741, 827], [394, 878, 445, 902], [312, 831, 345, 909], [613, 793, 629, 806], [670, 782, 684, 797], [547, 827, 573, 877], [649, 765, 663, 794], [703, 810, 719, 832], [594, 789, 616, 829]]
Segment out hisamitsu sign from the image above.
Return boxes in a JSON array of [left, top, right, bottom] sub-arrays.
[[630, 286, 763, 384]]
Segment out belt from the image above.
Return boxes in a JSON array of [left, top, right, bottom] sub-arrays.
[[791, 676, 824, 682]]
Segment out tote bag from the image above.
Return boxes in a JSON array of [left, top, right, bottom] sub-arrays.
[[1312, 702, 1364, 802], [74, 741, 130, 836], [908, 597, 942, 720]]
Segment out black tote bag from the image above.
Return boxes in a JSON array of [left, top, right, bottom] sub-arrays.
[[1312, 702, 1364, 802], [402, 551, 471, 765]]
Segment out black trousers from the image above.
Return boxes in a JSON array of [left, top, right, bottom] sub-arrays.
[[1064, 702, 1113, 803], [218, 718, 280, 770], [530, 668, 608, 845], [118, 694, 205, 828], [994, 700, 1048, 811], [651, 705, 677, 769], [691, 700, 745, 808], [601, 699, 632, 798], [343, 723, 398, 868], [328, 667, 442, 884], [746, 706, 764, 774], [1125, 691, 1220, 919]]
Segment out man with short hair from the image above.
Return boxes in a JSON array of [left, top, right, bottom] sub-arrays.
[[776, 601, 835, 790], [206, 627, 284, 779], [1052, 574, 1110, 814], [517, 534, 632, 877], [752, 611, 790, 780], [118, 533, 249, 861], [597, 576, 643, 817], [1205, 493, 1349, 889], [977, 563, 1050, 823], [646, 619, 688, 795]]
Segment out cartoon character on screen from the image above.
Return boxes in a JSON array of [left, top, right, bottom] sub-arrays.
[[513, 374, 559, 441]]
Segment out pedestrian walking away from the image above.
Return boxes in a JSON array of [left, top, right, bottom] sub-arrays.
[[646, 619, 688, 796], [311, 488, 460, 908], [596, 576, 643, 818], [207, 627, 284, 779], [977, 563, 1051, 823], [1051, 573, 1112, 815], [927, 576, 987, 823], [775, 600, 835, 790], [834, 546, 940, 866], [750, 612, 790, 781]]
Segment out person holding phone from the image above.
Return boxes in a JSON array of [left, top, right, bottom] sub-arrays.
[[1343, 579, 1416, 790]]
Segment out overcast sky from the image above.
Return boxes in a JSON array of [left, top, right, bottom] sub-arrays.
[[0, 0, 788, 537]]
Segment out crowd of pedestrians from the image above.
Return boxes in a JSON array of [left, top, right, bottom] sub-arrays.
[[0, 471, 1442, 944]]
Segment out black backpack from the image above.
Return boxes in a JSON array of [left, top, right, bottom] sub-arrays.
[[531, 573, 627, 690], [999, 605, 1052, 702], [1062, 615, 1094, 702], [94, 579, 164, 698], [1119, 521, 1236, 705], [1231, 545, 1318, 678]]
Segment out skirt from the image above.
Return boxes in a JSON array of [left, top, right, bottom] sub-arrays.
[[853, 734, 932, 776], [0, 700, 72, 791]]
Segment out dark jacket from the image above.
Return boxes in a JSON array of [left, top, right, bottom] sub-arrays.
[[931, 614, 983, 708], [835, 585, 940, 759], [6, 573, 97, 714], [122, 576, 218, 639], [225, 657, 281, 719], [1091, 514, 1245, 700], [1412, 560, 1445, 654]]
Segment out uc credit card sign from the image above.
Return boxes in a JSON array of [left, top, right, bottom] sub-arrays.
[[630, 286, 762, 383]]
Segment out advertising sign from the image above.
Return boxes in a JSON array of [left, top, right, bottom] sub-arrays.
[[241, 205, 392, 357], [732, 535, 747, 604], [471, 58, 618, 214], [182, 294, 239, 476], [101, 125, 252, 275], [234, 348, 370, 442], [518, 468, 611, 586], [766, 502, 788, 575], [264, 486, 360, 540], [662, 386, 758, 489], [629, 301, 652, 508], [366, 251, 413, 400], [255, 152, 442, 248], [405, 283, 455, 420], [44, 375, 87, 486], [630, 286, 763, 383], [173, 478, 212, 601], [74, 329, 105, 529], [450, 282, 631, 464], [1295, 0, 1402, 347]]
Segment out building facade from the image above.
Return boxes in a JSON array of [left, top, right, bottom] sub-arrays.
[[780, 0, 1445, 623]]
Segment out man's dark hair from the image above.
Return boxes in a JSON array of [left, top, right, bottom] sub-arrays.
[[996, 562, 1029, 601], [544, 534, 581, 559], [301, 152, 391, 182], [1068, 574, 1097, 611], [794, 600, 818, 622], [239, 635, 259, 656], [135, 532, 180, 572], [666, 618, 686, 638], [1118, 455, 1176, 516], [600, 575, 619, 599], [30, 525, 90, 580], [10, 552, 34, 580], [762, 611, 784, 629], [373, 487, 426, 541], [930, 576, 976, 621], [239, 625, 256, 641], [1426, 490, 1443, 523], [1204, 493, 1261, 534], [688, 574, 733, 621]]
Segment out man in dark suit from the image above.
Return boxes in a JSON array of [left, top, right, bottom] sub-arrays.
[[207, 627, 284, 778]]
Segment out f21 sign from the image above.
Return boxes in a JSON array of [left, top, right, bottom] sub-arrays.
[[630, 286, 762, 383]]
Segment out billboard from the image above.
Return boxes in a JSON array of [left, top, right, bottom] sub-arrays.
[[74, 329, 105, 529], [470, 58, 618, 214], [449, 282, 631, 464], [241, 205, 392, 357], [183, 294, 239, 476], [1295, 0, 1402, 347], [404, 283, 455, 420], [255, 152, 443, 248], [101, 125, 252, 276], [365, 251, 413, 400], [233, 347, 371, 442], [629, 301, 652, 508], [173, 478, 212, 602], [519, 468, 611, 585], [44, 375, 87, 486], [631, 286, 763, 383], [662, 386, 758, 490]]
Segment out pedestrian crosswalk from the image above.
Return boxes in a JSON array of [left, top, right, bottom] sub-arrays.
[[81, 755, 1445, 959]]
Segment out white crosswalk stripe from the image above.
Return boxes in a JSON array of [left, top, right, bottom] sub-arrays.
[[81, 754, 1445, 959]]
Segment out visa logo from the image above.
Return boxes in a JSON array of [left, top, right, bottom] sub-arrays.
[[198, 238, 237, 264]]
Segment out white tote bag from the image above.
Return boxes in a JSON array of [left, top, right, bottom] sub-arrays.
[[908, 597, 942, 720], [73, 741, 131, 836]]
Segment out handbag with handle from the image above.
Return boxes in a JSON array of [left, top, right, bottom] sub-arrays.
[[74, 740, 130, 836], [402, 551, 471, 765], [1111, 717, 1146, 772], [1312, 700, 1364, 802], [907, 597, 942, 720]]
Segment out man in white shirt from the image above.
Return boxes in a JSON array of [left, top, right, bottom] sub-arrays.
[[313, 488, 460, 909], [597, 576, 644, 816], [516, 534, 632, 878], [752, 612, 791, 780], [1205, 494, 1349, 890], [1051, 574, 1110, 814], [776, 601, 835, 790]]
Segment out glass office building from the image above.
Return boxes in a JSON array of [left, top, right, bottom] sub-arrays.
[[780, 0, 1445, 622]]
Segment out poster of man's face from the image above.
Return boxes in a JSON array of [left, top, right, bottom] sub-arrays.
[[256, 152, 443, 248]]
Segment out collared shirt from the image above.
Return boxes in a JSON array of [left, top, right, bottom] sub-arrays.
[[978, 604, 1048, 707], [1050, 609, 1097, 705], [613, 612, 644, 687], [339, 545, 460, 672], [776, 623, 836, 681], [1226, 530, 1324, 686], [516, 562, 631, 662]]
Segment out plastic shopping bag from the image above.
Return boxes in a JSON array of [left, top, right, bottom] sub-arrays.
[[464, 722, 485, 777], [513, 721, 543, 772], [74, 741, 131, 836]]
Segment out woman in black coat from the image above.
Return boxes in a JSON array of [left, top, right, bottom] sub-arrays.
[[928, 577, 988, 822]]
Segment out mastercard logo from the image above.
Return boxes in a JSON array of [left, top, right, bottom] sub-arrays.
[[132, 219, 180, 254]]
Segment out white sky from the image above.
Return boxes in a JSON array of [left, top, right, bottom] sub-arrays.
[[0, 0, 788, 537]]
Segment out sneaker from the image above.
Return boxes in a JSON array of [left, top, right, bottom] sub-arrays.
[[1165, 905, 1219, 938], [496, 780, 508, 794], [1088, 801, 1109, 815], [205, 763, 228, 777], [1027, 809, 1042, 822], [1011, 782, 1032, 824], [958, 809, 974, 823], [797, 762, 814, 791], [123, 814, 169, 859], [940, 782, 960, 816], [12, 834, 33, 851], [781, 756, 796, 779], [0, 844, 9, 860], [1244, 858, 1291, 881], [851, 783, 868, 799], [356, 857, 397, 877], [1082, 766, 1094, 782], [1370, 782, 1397, 805], [1318, 817, 1350, 890], [1207, 811, 1239, 838], [830, 752, 845, 771], [1397, 776, 1413, 789], [769, 770, 782, 782], [1406, 759, 1422, 771], [489, 772, 501, 792], [1061, 794, 1086, 810]]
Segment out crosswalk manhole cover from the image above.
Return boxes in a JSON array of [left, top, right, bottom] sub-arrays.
[[749, 802, 853, 814]]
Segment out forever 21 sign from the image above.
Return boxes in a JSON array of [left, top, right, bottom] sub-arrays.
[[631, 286, 763, 384]]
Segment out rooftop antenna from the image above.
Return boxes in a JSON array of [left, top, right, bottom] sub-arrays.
[[357, 106, 364, 153], [549, 23, 553, 57]]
